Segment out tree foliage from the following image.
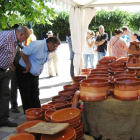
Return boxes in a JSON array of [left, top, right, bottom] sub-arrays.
[[0, 0, 56, 29], [89, 9, 130, 32], [128, 12, 140, 31]]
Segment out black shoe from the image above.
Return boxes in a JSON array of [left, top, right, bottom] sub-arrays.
[[11, 108, 20, 113], [0, 120, 18, 127]]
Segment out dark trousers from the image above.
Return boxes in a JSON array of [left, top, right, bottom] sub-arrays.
[[10, 66, 18, 109], [70, 59, 74, 78], [16, 65, 41, 113], [0, 69, 11, 124]]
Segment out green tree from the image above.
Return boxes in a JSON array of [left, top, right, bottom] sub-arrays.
[[89, 9, 130, 37], [0, 0, 56, 30], [128, 12, 140, 31]]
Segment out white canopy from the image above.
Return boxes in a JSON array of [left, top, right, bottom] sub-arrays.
[[51, 0, 140, 75]]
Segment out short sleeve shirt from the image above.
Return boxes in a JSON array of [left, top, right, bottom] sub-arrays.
[[96, 33, 108, 53]]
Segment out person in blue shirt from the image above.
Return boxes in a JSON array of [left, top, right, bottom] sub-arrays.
[[122, 26, 131, 46], [16, 37, 61, 113], [68, 36, 75, 78]]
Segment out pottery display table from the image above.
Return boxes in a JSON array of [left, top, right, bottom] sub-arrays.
[[82, 96, 140, 140]]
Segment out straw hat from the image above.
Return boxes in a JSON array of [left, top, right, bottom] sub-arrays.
[[46, 30, 53, 35]]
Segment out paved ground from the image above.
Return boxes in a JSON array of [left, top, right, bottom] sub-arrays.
[[0, 42, 96, 140]]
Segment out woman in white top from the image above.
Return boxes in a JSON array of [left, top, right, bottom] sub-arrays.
[[83, 30, 94, 68]]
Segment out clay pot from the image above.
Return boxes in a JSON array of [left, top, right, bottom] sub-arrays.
[[127, 41, 140, 54], [128, 69, 140, 77], [41, 126, 76, 140], [81, 68, 92, 73], [41, 104, 56, 114], [26, 114, 43, 121], [97, 59, 112, 65], [52, 95, 72, 102], [45, 110, 56, 121], [96, 64, 111, 69], [114, 78, 140, 91], [108, 69, 126, 75], [58, 89, 77, 97], [87, 74, 110, 79], [80, 79, 109, 93], [16, 120, 44, 133], [25, 108, 42, 117], [72, 76, 86, 84], [113, 75, 136, 81], [116, 57, 128, 62], [126, 54, 140, 68], [63, 84, 79, 90], [114, 71, 136, 76], [48, 101, 69, 110], [8, 133, 35, 140]]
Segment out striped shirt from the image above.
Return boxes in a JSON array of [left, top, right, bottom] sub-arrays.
[[0, 30, 18, 69]]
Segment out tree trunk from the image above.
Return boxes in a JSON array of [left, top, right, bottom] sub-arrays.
[[110, 30, 112, 38], [57, 33, 59, 38]]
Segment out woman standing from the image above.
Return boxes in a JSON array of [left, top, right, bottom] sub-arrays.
[[83, 30, 94, 68], [108, 29, 127, 58]]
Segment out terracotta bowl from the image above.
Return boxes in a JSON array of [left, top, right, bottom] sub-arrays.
[[72, 76, 86, 84], [87, 74, 110, 80], [25, 108, 42, 117], [109, 61, 125, 68], [80, 72, 89, 76], [81, 68, 92, 73], [96, 64, 111, 68], [101, 56, 117, 61], [108, 69, 126, 75], [45, 110, 56, 121], [16, 120, 44, 133], [110, 67, 126, 71], [48, 101, 69, 110], [114, 71, 136, 76], [113, 75, 136, 81], [80, 79, 109, 93], [52, 95, 72, 102], [63, 84, 79, 90], [98, 59, 112, 65], [50, 108, 81, 123], [114, 89, 138, 101], [41, 104, 56, 113], [90, 69, 108, 74], [116, 57, 128, 62], [114, 78, 140, 91], [80, 90, 108, 102], [8, 133, 35, 140], [41, 126, 76, 140], [58, 89, 77, 97], [26, 114, 43, 121]]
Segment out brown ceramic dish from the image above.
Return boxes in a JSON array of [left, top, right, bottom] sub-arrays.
[[48, 101, 69, 110], [116, 57, 128, 62], [26, 114, 43, 121], [127, 41, 140, 54], [41, 126, 76, 140], [52, 95, 72, 102], [80, 79, 109, 93], [16, 120, 44, 133], [101, 56, 117, 61], [114, 71, 136, 76], [8, 133, 35, 140], [113, 75, 136, 81], [50, 108, 81, 123], [41, 104, 56, 113], [108, 69, 126, 75], [63, 84, 79, 90], [45, 110, 56, 121], [81, 68, 92, 73], [25, 108, 42, 117], [98, 59, 112, 65], [58, 89, 77, 97], [114, 78, 140, 91], [87, 74, 110, 80], [109, 61, 125, 67], [90, 69, 108, 74], [72, 76, 86, 84]]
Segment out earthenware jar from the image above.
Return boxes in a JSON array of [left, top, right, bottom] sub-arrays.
[[127, 41, 140, 54], [126, 54, 140, 68]]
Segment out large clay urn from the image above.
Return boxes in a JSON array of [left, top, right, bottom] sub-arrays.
[[126, 54, 140, 68], [127, 41, 140, 54]]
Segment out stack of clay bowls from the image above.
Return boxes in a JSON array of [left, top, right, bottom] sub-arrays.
[[41, 104, 56, 120], [126, 41, 140, 76], [25, 108, 43, 121], [50, 108, 83, 140], [41, 126, 76, 140], [8, 133, 35, 140], [80, 79, 109, 101], [114, 78, 140, 100]]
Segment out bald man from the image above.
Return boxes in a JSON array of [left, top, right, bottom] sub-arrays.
[[0, 26, 30, 127]]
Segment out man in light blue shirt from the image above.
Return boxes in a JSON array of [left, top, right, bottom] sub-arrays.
[[16, 37, 61, 113]]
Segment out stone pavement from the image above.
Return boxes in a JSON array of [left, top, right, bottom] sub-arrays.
[[0, 42, 96, 140]]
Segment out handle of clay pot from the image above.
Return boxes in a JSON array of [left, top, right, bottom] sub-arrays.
[[136, 44, 139, 51]]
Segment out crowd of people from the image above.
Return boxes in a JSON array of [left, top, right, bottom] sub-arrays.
[[0, 25, 60, 127]]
